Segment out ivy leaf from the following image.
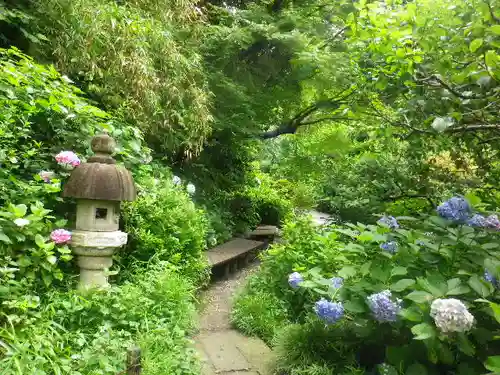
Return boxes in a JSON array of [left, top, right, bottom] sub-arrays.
[[411, 322, 436, 340], [391, 279, 415, 292]]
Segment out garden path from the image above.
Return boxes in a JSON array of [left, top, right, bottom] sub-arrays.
[[193, 263, 274, 375]]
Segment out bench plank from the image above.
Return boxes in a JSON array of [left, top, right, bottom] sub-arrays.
[[206, 238, 265, 266]]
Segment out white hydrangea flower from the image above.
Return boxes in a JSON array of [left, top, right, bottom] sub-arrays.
[[172, 175, 181, 186], [186, 183, 196, 195], [13, 218, 30, 227], [430, 298, 474, 333]]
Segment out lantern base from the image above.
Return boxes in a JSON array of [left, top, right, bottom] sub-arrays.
[[77, 254, 114, 290], [71, 230, 128, 290]]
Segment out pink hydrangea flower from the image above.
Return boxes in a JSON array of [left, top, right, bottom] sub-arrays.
[[39, 170, 55, 183], [50, 229, 72, 244], [55, 151, 80, 167]]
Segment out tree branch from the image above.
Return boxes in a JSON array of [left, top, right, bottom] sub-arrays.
[[259, 88, 356, 139], [485, 0, 500, 23], [416, 74, 490, 100]]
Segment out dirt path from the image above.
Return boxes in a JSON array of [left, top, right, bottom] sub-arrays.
[[193, 263, 273, 375]]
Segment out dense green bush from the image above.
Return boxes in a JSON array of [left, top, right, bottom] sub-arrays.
[[233, 198, 500, 374], [229, 171, 294, 232], [0, 262, 200, 375], [122, 164, 210, 285]]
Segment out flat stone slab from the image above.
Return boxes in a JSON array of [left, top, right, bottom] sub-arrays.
[[248, 225, 279, 237], [197, 332, 251, 372], [206, 238, 264, 266], [195, 330, 273, 375]]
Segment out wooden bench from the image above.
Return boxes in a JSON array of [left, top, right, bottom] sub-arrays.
[[248, 225, 280, 244], [206, 238, 265, 279]]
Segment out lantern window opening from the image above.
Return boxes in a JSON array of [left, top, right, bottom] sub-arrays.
[[95, 208, 108, 219]]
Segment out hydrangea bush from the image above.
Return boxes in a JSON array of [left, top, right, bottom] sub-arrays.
[[244, 197, 500, 374]]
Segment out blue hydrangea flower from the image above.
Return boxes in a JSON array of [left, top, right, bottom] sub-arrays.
[[367, 290, 402, 322], [436, 197, 471, 222], [484, 270, 499, 288], [377, 216, 399, 229], [380, 241, 398, 254], [314, 298, 344, 324], [330, 277, 343, 289], [467, 214, 487, 227], [288, 272, 303, 289]]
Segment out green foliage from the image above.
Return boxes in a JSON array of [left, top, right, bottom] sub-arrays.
[[0, 201, 73, 321], [231, 290, 289, 344], [0, 47, 202, 375], [0, 262, 200, 375], [233, 204, 500, 374], [122, 164, 210, 285], [0, 46, 149, 199]]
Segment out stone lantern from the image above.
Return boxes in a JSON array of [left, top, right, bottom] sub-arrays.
[[63, 134, 136, 289]]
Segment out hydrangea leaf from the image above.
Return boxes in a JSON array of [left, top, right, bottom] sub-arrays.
[[485, 356, 500, 373], [405, 291, 433, 303], [468, 275, 492, 298], [344, 299, 366, 313], [391, 279, 415, 292], [405, 363, 428, 375], [391, 266, 408, 277], [411, 322, 437, 340]]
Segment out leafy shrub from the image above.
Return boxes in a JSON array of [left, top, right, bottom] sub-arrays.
[[122, 164, 210, 286], [0, 262, 200, 375], [229, 171, 294, 232], [233, 198, 500, 374]]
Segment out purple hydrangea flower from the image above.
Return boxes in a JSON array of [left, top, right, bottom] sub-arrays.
[[314, 298, 344, 324], [377, 216, 399, 229], [330, 277, 343, 289], [288, 272, 303, 289], [367, 290, 402, 322], [437, 197, 471, 222], [380, 241, 398, 254]]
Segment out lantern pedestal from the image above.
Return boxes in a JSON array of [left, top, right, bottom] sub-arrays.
[[71, 230, 128, 289]]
